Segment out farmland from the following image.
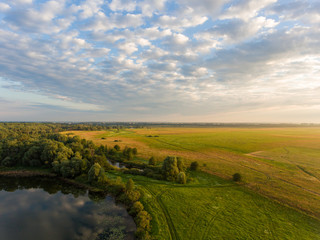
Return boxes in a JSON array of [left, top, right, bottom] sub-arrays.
[[103, 170, 320, 240], [63, 127, 320, 239]]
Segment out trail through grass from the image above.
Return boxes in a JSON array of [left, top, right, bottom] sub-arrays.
[[106, 171, 320, 240]]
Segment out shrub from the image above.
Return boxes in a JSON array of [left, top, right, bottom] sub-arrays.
[[148, 156, 156, 165], [177, 157, 185, 172], [233, 173, 242, 182], [190, 161, 199, 171], [162, 156, 179, 181], [129, 201, 144, 216], [126, 179, 134, 193], [177, 172, 187, 184], [135, 210, 152, 231], [1, 156, 16, 167]]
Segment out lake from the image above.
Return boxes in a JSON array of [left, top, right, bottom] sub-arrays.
[[0, 176, 136, 240]]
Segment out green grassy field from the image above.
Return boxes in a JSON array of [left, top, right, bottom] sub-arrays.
[[63, 127, 320, 238], [64, 127, 320, 219], [106, 171, 320, 240]]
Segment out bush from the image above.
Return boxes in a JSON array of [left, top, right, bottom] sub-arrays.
[[129, 201, 144, 216], [177, 172, 187, 184], [126, 179, 134, 193], [1, 156, 16, 167], [126, 189, 141, 202], [135, 210, 152, 231], [148, 156, 156, 165], [177, 157, 185, 172], [162, 156, 179, 181], [190, 161, 199, 171], [233, 173, 242, 182]]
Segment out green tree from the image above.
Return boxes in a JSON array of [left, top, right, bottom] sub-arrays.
[[22, 145, 42, 166], [177, 157, 184, 172], [60, 160, 75, 178], [135, 210, 152, 230], [114, 145, 120, 151], [88, 163, 102, 183], [1, 156, 16, 167], [177, 172, 187, 184], [52, 160, 60, 174], [41, 140, 59, 165], [148, 156, 156, 165], [190, 161, 199, 171], [132, 148, 137, 155], [162, 156, 180, 181], [130, 201, 144, 216], [126, 178, 134, 193], [233, 173, 242, 182]]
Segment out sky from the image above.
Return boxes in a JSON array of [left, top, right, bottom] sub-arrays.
[[0, 0, 319, 122]]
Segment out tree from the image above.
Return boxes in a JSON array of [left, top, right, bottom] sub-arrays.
[[60, 160, 74, 178], [114, 145, 120, 151], [126, 178, 134, 193], [148, 156, 156, 165], [132, 148, 137, 155], [233, 173, 242, 182], [22, 145, 42, 166], [130, 201, 144, 216], [41, 140, 59, 166], [177, 157, 184, 172], [126, 151, 134, 160], [190, 161, 199, 171], [52, 160, 60, 173], [177, 172, 187, 184], [1, 156, 16, 167], [162, 156, 179, 181], [135, 210, 152, 230], [88, 163, 102, 183]]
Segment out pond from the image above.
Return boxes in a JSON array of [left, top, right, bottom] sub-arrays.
[[0, 176, 136, 240]]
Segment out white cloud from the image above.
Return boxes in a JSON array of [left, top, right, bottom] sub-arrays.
[[0, 0, 320, 122], [117, 41, 138, 55], [139, 0, 166, 17], [195, 16, 279, 45], [109, 0, 137, 12], [268, 1, 320, 24], [156, 13, 208, 30], [0, 3, 10, 12], [221, 0, 278, 21], [77, 0, 103, 19], [177, 0, 228, 18], [82, 12, 144, 32]]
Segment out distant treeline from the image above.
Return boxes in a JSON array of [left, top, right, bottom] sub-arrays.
[[1, 122, 318, 134]]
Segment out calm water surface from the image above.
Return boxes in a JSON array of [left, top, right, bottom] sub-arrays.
[[0, 177, 136, 240]]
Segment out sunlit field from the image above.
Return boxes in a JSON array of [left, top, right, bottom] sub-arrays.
[[63, 127, 320, 221]]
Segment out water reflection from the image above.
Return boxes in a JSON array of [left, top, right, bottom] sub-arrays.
[[0, 177, 135, 240]]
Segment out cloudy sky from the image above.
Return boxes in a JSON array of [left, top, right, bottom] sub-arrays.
[[0, 0, 319, 122]]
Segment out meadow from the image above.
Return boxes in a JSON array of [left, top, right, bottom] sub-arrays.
[[63, 127, 320, 239], [104, 170, 320, 240]]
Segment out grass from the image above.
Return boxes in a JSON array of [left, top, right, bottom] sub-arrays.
[[62, 127, 320, 238], [106, 170, 320, 240], [62, 127, 320, 219]]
